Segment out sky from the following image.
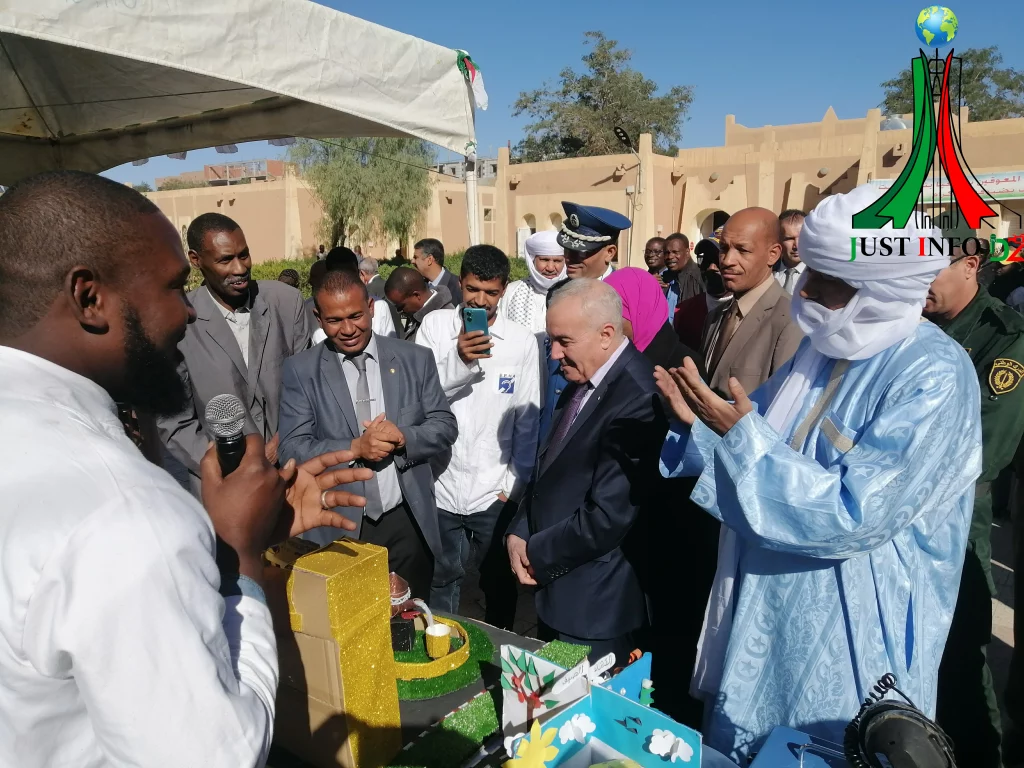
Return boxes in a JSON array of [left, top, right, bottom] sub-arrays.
[[104, 0, 1022, 187]]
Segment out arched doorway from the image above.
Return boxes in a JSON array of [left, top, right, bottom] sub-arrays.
[[699, 210, 730, 237], [549, 212, 562, 230], [523, 214, 537, 235]]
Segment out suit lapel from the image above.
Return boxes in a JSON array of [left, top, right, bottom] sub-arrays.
[[376, 337, 401, 421], [247, 285, 271, 395], [715, 281, 783, 375], [193, 286, 247, 381], [540, 346, 633, 475], [319, 344, 359, 436]]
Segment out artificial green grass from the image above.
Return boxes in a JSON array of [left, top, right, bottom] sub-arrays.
[[535, 639, 591, 670], [388, 639, 592, 768], [395, 622, 495, 701], [389, 693, 498, 768]]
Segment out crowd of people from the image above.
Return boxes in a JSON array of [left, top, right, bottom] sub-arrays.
[[0, 169, 1023, 767]]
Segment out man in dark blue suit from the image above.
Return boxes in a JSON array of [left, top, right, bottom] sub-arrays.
[[507, 278, 666, 664], [538, 201, 632, 442], [278, 269, 458, 599]]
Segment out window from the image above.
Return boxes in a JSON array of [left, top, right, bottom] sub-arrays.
[[484, 208, 493, 222]]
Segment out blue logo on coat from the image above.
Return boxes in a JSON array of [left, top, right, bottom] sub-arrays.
[[498, 374, 515, 394]]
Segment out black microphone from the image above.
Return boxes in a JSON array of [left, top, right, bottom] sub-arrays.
[[205, 394, 247, 476]]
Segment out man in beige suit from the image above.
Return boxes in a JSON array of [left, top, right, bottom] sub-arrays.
[[701, 207, 802, 396]]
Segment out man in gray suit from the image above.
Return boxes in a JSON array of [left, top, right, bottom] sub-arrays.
[[279, 269, 457, 598], [701, 207, 802, 397], [159, 213, 311, 495], [413, 238, 463, 306]]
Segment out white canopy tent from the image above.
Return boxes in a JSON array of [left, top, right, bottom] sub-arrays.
[[0, 0, 483, 241]]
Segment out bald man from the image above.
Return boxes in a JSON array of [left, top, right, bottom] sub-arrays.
[[385, 267, 454, 342], [0, 171, 367, 767], [699, 207, 802, 396]]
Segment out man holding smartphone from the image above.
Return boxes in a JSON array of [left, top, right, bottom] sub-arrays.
[[416, 246, 541, 628]]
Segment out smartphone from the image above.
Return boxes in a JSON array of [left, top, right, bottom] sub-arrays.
[[462, 307, 490, 336]]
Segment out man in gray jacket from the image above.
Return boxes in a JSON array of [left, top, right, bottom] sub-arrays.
[[159, 213, 311, 495], [279, 269, 457, 598]]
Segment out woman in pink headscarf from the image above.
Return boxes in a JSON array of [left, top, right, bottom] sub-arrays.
[[605, 268, 705, 377]]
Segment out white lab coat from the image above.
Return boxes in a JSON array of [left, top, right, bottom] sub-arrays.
[[0, 347, 277, 768], [415, 309, 541, 514]]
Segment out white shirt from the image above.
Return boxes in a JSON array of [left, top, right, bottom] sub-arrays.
[[578, 337, 629, 413], [210, 286, 252, 366], [429, 268, 450, 289], [311, 297, 396, 345], [416, 310, 541, 514], [335, 334, 403, 512], [774, 260, 806, 294], [0, 347, 277, 768]]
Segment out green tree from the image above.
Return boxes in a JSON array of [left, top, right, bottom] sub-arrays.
[[880, 46, 1024, 121], [512, 31, 693, 161], [133, 181, 153, 193], [289, 138, 434, 249]]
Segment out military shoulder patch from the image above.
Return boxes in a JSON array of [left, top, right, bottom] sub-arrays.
[[989, 358, 1024, 395]]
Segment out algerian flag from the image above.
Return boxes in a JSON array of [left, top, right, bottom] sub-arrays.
[[456, 50, 488, 111]]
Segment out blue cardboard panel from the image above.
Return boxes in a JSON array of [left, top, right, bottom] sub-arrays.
[[590, 685, 702, 766], [749, 726, 848, 768], [600, 653, 653, 704]]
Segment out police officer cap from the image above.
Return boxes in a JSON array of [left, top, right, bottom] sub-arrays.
[[556, 202, 632, 254]]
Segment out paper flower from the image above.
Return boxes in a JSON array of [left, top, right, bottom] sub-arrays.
[[558, 713, 596, 744], [647, 729, 694, 763], [505, 720, 559, 768]]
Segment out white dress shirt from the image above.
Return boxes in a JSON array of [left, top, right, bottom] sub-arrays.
[[335, 334, 403, 512], [774, 260, 805, 294], [0, 346, 277, 768], [416, 310, 541, 514], [311, 297, 396, 345], [210, 286, 253, 366], [578, 337, 630, 413], [429, 268, 450, 289]]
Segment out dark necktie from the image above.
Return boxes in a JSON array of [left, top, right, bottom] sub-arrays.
[[708, 301, 741, 377], [350, 353, 384, 520], [548, 383, 589, 452]]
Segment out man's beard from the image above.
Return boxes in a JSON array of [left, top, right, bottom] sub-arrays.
[[120, 305, 188, 417]]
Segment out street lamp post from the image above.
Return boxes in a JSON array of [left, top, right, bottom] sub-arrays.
[[614, 126, 643, 265]]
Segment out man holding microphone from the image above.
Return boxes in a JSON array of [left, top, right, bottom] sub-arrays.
[[0, 171, 369, 768]]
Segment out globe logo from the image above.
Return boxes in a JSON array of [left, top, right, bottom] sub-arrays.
[[916, 6, 958, 47]]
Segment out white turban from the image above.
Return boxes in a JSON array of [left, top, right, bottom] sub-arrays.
[[524, 230, 566, 292], [791, 183, 949, 360]]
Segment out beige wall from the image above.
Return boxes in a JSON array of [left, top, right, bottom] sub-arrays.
[[146, 107, 1024, 264]]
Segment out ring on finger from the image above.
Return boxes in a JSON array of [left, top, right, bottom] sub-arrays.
[[320, 490, 330, 509]]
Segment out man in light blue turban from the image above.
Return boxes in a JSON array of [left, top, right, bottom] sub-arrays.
[[657, 184, 982, 764]]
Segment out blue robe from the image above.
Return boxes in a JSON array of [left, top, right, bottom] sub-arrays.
[[661, 322, 981, 763]]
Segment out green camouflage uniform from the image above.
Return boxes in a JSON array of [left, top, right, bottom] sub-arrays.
[[936, 286, 1024, 768]]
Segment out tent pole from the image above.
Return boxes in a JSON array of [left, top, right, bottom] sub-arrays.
[[465, 157, 481, 246]]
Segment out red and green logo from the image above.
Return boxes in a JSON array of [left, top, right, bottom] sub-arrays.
[[852, 49, 1022, 262]]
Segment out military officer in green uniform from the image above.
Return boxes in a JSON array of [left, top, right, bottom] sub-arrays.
[[925, 242, 1024, 768]]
